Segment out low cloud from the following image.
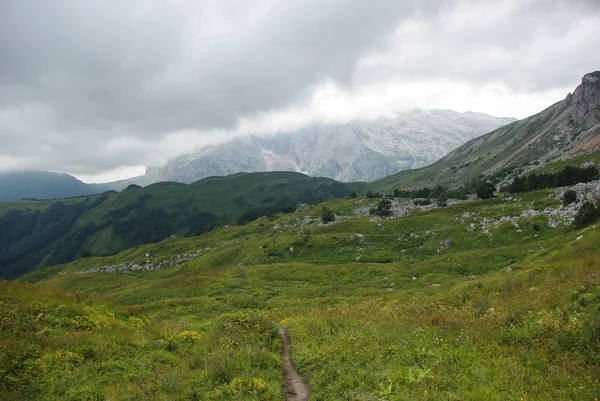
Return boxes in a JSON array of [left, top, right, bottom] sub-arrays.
[[0, 0, 599, 180]]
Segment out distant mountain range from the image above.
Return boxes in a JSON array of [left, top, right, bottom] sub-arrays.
[[0, 171, 106, 202], [142, 109, 515, 184], [3, 71, 598, 203], [0, 109, 513, 202], [373, 71, 600, 191]]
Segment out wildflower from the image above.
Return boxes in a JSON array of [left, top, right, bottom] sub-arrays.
[[7, 321, 13, 325]]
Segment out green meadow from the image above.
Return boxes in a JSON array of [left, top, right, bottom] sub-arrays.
[[2, 188, 599, 400]]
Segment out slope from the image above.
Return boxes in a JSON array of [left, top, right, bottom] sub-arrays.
[[0, 170, 109, 202], [0, 171, 364, 279], [372, 71, 600, 192], [12, 181, 600, 400]]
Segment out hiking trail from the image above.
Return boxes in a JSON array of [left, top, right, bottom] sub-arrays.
[[279, 327, 310, 401]]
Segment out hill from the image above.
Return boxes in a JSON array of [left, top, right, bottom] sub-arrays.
[[0, 170, 109, 202], [0, 171, 363, 279], [142, 109, 514, 184], [372, 71, 600, 192], [7, 179, 600, 399]]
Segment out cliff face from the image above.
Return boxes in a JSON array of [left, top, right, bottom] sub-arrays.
[[570, 71, 600, 129]]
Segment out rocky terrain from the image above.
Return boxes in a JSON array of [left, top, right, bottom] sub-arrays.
[[139, 109, 514, 184]]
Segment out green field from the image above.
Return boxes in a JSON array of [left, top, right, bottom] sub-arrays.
[[2, 186, 599, 400]]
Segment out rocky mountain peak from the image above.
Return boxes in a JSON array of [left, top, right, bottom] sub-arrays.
[[142, 110, 514, 184], [570, 70, 600, 128]]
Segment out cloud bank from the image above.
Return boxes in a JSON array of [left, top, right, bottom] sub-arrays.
[[0, 0, 599, 181]]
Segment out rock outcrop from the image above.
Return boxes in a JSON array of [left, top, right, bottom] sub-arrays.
[[374, 71, 600, 192], [570, 71, 600, 129]]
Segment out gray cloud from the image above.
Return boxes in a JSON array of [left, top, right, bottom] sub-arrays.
[[0, 0, 599, 177]]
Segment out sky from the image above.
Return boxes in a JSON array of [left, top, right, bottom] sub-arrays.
[[1, 0, 599, 183]]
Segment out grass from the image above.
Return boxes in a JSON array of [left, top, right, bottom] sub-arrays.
[[528, 149, 600, 174], [4, 189, 600, 399]]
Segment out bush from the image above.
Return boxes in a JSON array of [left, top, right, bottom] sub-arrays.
[[563, 189, 577, 205], [573, 201, 600, 229], [79, 249, 93, 258], [321, 207, 335, 223], [348, 191, 359, 199], [376, 199, 392, 217], [413, 198, 431, 206], [476, 182, 495, 199], [366, 190, 379, 199], [436, 199, 448, 208]]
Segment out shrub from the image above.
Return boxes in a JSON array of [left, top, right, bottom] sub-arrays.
[[321, 207, 335, 223], [177, 330, 202, 344], [79, 249, 93, 258], [436, 199, 448, 208], [563, 189, 577, 205], [348, 191, 359, 199], [376, 199, 392, 217], [476, 182, 495, 199], [573, 201, 600, 229], [229, 377, 274, 400], [413, 198, 431, 206]]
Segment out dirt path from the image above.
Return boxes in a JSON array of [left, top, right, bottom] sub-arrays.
[[279, 327, 310, 401]]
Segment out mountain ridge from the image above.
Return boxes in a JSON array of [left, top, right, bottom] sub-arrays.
[[142, 109, 515, 184], [372, 71, 600, 191]]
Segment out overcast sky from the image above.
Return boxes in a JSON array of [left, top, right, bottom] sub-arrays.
[[1, 0, 599, 182]]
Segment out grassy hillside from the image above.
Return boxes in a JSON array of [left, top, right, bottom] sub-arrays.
[[0, 172, 364, 279], [6, 184, 599, 399]]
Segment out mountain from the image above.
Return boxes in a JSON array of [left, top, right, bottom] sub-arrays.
[[372, 71, 600, 191], [144, 109, 515, 184], [0, 170, 113, 202], [0, 169, 167, 201], [0, 171, 363, 279]]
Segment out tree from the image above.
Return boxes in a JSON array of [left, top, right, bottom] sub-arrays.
[[563, 189, 577, 205], [573, 201, 600, 229], [508, 176, 526, 193], [525, 174, 540, 191], [476, 182, 495, 199], [376, 199, 392, 217], [321, 207, 335, 223]]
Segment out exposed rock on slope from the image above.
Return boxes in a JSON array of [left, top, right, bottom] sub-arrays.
[[571, 71, 600, 129]]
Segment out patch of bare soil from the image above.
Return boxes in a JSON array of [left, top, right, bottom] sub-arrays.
[[279, 327, 310, 401]]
